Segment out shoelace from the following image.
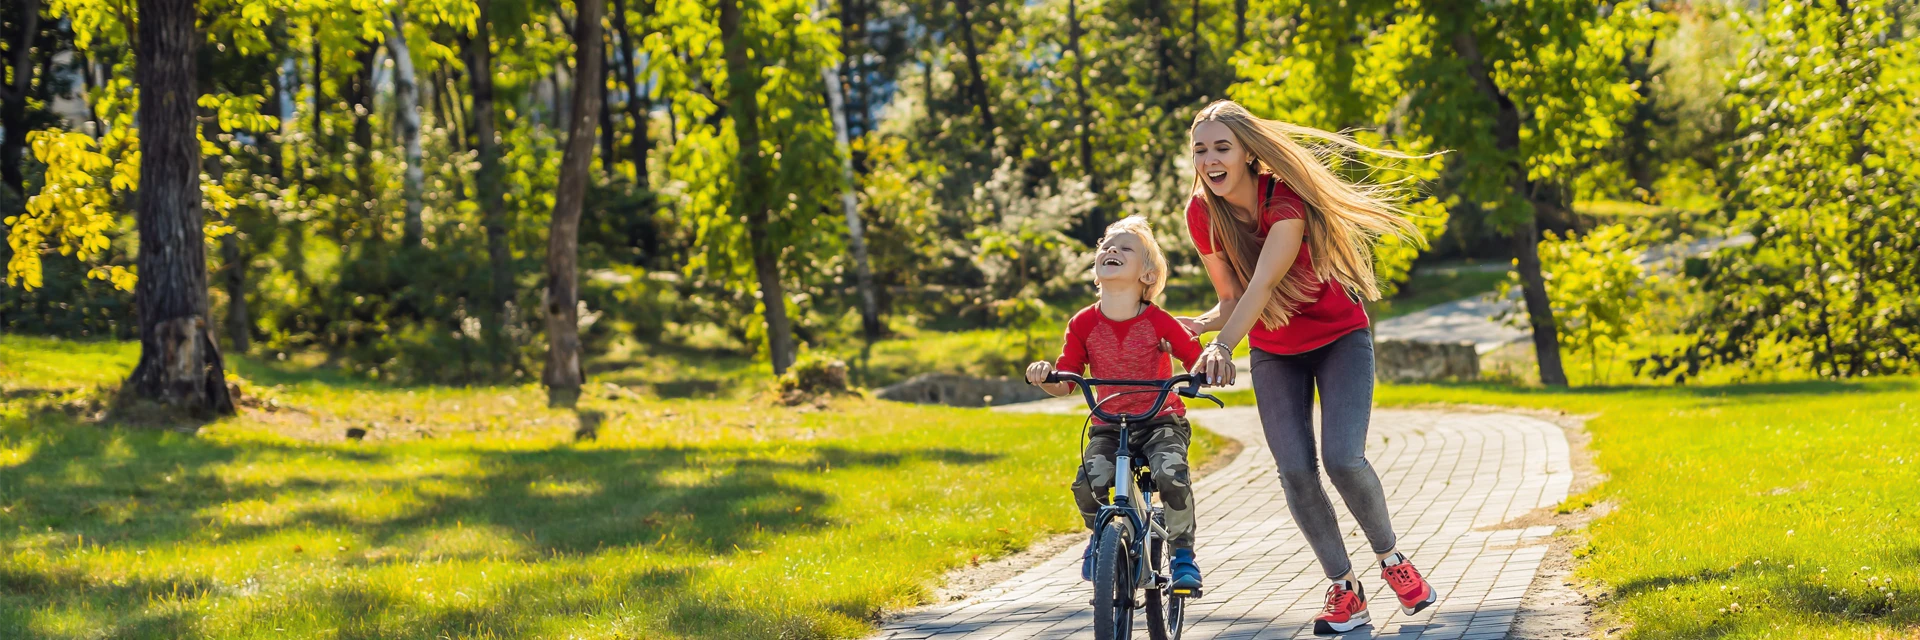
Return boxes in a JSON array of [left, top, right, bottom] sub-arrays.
[[1322, 585, 1353, 614], [1383, 563, 1418, 589]]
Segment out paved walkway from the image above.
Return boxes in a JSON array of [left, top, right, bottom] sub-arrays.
[[872, 407, 1572, 640], [1372, 293, 1528, 355]]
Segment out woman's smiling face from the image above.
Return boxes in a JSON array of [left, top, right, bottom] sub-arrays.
[[1192, 121, 1251, 197]]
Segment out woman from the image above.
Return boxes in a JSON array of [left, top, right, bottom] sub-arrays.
[[1178, 100, 1437, 635]]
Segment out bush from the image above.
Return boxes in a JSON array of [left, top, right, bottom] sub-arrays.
[[1499, 224, 1659, 385], [777, 354, 850, 404]]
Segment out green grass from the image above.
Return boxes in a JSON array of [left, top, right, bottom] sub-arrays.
[[1219, 378, 1920, 638], [0, 335, 1228, 639]]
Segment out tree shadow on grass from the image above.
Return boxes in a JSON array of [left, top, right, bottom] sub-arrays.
[[0, 410, 1003, 638]]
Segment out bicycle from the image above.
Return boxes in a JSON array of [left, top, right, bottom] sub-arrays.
[[1042, 371, 1223, 640]]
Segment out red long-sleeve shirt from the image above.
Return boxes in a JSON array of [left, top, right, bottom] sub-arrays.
[[1055, 303, 1204, 424]]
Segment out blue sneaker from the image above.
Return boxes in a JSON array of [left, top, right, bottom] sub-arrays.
[[1080, 534, 1098, 581], [1169, 548, 1203, 592]]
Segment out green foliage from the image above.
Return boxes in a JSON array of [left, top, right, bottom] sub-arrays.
[[1498, 224, 1660, 385], [1651, 0, 1920, 381]]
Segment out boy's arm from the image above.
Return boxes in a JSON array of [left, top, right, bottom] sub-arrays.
[[1042, 317, 1090, 397], [1155, 310, 1206, 372]]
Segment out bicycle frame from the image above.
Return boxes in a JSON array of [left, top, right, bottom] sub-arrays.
[[1045, 372, 1221, 592]]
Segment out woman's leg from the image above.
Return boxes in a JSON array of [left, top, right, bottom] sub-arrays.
[[1315, 329, 1398, 558], [1251, 347, 1354, 580]]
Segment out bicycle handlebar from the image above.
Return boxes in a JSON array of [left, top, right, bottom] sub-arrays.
[[1041, 371, 1225, 424]]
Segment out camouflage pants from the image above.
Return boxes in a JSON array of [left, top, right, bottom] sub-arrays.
[[1072, 414, 1196, 550]]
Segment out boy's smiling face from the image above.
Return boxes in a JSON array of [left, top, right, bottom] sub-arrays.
[[1095, 231, 1154, 292]]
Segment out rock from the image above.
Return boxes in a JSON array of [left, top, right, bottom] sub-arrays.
[[1374, 339, 1479, 382], [874, 373, 1052, 407]]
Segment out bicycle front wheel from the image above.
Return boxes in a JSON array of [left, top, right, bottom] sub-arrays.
[[1092, 521, 1134, 640]]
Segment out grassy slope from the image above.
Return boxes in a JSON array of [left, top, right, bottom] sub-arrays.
[[0, 336, 1225, 639], [1220, 379, 1920, 639]]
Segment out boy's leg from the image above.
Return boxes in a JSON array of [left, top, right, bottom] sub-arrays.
[[1072, 426, 1122, 530], [1139, 416, 1195, 548], [1142, 415, 1203, 591], [1073, 426, 1121, 581]]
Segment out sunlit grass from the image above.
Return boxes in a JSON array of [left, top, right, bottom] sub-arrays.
[[1217, 377, 1920, 639], [0, 335, 1227, 639]]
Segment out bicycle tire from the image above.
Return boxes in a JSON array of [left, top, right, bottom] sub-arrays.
[[1092, 521, 1134, 640], [1145, 510, 1182, 640]]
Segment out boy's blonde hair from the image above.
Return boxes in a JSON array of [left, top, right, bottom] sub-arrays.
[[1100, 215, 1170, 304]]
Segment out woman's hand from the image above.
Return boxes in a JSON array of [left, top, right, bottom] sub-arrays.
[[1175, 316, 1208, 336], [1194, 343, 1236, 387]]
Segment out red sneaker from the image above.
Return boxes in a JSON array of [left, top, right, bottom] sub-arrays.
[[1312, 581, 1371, 635], [1381, 553, 1437, 615]]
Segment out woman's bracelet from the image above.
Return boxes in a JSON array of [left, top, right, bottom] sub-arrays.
[[1204, 341, 1234, 356]]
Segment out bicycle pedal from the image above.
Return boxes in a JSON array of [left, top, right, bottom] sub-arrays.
[[1169, 587, 1202, 599]]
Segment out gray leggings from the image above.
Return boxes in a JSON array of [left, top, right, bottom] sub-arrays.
[[1249, 328, 1396, 579]]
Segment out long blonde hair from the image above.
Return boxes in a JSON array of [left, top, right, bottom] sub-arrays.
[[1190, 100, 1427, 329]]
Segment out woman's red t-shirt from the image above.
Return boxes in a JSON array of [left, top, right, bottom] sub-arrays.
[[1185, 173, 1369, 355]]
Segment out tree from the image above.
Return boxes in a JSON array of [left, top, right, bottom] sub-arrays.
[[1233, 0, 1647, 386], [125, 0, 233, 414], [544, 0, 606, 406], [390, 11, 425, 248], [467, 0, 515, 347], [1649, 0, 1920, 380], [718, 0, 795, 374], [1, 0, 45, 203], [820, 0, 880, 344]]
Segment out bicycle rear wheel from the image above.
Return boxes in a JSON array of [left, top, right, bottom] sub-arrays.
[[1092, 521, 1134, 640], [1146, 588, 1184, 640]]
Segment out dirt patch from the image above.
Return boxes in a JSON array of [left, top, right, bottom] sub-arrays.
[[890, 424, 1247, 615]]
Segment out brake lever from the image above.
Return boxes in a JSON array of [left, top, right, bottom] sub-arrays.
[[1197, 392, 1224, 408]]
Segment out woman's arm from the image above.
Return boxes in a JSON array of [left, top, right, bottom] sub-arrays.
[[1176, 253, 1245, 335], [1193, 219, 1306, 385]]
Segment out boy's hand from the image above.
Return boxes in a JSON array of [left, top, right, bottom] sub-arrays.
[[1025, 361, 1056, 385], [1026, 361, 1073, 397]]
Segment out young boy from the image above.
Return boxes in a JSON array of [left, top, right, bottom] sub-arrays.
[[1025, 215, 1205, 591]]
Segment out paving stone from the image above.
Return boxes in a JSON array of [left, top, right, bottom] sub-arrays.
[[870, 407, 1571, 640]]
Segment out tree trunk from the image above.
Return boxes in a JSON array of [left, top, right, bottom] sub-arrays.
[[611, 0, 652, 184], [466, 2, 515, 344], [1448, 19, 1568, 387], [544, 0, 605, 407], [1509, 217, 1567, 385], [1234, 0, 1247, 50], [951, 0, 995, 136], [820, 5, 882, 342], [350, 42, 379, 241], [389, 12, 425, 247], [201, 102, 252, 355], [127, 0, 234, 415], [1068, 0, 1102, 242], [1, 0, 42, 203], [597, 31, 615, 178], [720, 0, 795, 375]]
